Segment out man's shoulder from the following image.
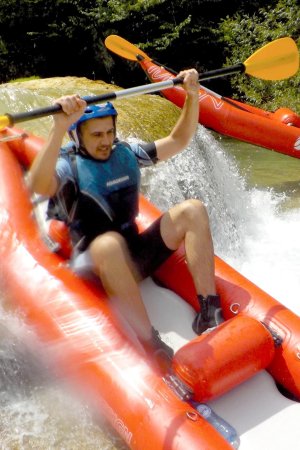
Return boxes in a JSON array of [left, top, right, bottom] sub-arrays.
[[59, 142, 76, 157], [114, 140, 155, 166], [56, 145, 76, 180]]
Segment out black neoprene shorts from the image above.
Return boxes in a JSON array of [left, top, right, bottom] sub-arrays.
[[126, 216, 175, 279], [70, 216, 175, 281]]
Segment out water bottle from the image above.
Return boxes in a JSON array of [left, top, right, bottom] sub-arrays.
[[195, 403, 240, 448]]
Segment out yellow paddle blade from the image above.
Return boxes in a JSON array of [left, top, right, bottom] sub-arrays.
[[0, 116, 10, 130], [105, 35, 152, 62], [244, 37, 299, 80]]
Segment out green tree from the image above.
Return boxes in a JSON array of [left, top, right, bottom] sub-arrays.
[[93, 0, 283, 93], [0, 0, 298, 115], [215, 0, 300, 112], [0, 0, 104, 82]]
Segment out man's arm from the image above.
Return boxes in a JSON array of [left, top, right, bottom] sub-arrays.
[[155, 69, 200, 161], [27, 95, 86, 196]]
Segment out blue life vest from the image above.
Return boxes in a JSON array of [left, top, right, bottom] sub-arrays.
[[48, 141, 141, 250]]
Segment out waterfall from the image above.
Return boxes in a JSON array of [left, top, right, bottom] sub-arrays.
[[141, 124, 300, 315]]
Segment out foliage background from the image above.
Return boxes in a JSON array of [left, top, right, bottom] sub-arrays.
[[0, 0, 299, 112]]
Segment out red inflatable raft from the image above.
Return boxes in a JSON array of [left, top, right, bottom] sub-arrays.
[[136, 59, 300, 159], [0, 126, 300, 449]]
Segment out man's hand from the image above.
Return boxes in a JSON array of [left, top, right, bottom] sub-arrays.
[[53, 94, 87, 131], [177, 69, 200, 96]]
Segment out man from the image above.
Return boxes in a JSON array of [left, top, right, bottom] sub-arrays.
[[28, 69, 222, 365]]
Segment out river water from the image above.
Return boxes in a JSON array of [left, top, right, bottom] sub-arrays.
[[144, 127, 300, 316], [0, 77, 299, 449]]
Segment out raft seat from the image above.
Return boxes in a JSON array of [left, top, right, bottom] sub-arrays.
[[172, 315, 276, 402]]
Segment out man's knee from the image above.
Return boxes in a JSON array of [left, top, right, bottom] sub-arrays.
[[181, 199, 208, 223], [89, 231, 127, 261], [162, 199, 210, 249]]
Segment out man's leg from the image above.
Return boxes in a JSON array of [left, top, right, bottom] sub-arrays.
[[89, 231, 173, 367], [160, 199, 216, 296], [89, 231, 153, 343], [160, 199, 222, 333]]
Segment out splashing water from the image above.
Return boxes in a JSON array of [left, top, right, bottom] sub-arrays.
[[0, 305, 123, 449], [141, 124, 300, 316]]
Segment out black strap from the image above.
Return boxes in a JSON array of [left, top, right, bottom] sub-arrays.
[[68, 151, 79, 195]]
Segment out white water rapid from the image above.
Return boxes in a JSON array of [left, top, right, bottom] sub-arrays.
[[142, 124, 300, 316]]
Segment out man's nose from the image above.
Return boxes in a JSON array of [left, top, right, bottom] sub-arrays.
[[102, 133, 110, 145]]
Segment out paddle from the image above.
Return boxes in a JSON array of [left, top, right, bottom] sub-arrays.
[[0, 77, 184, 130], [1, 36, 298, 131], [105, 35, 299, 82]]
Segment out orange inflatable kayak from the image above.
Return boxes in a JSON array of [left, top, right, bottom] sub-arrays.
[[136, 59, 300, 158], [1, 127, 300, 449]]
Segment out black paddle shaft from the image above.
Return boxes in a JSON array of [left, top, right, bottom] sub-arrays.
[[199, 63, 245, 81]]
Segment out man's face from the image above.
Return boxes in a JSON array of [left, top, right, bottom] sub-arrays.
[[80, 116, 115, 160]]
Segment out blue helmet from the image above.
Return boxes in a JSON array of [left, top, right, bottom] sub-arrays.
[[68, 102, 118, 147]]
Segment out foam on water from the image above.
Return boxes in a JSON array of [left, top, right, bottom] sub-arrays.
[[141, 124, 300, 315], [233, 195, 300, 314], [0, 306, 122, 449]]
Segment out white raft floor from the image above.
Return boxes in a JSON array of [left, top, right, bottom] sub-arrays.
[[140, 277, 300, 450]]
